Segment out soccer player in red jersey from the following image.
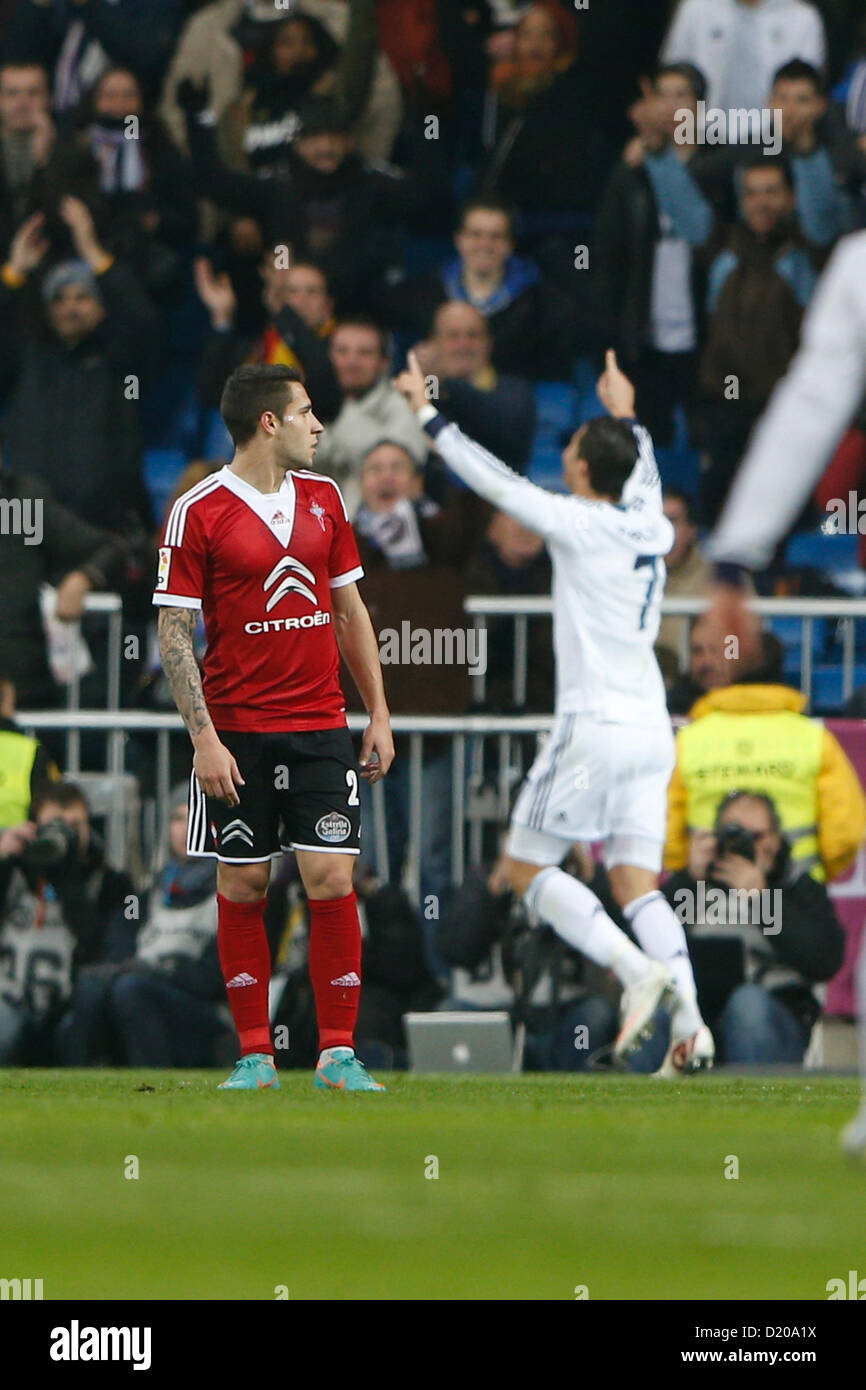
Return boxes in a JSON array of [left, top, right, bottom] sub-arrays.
[[154, 363, 394, 1091]]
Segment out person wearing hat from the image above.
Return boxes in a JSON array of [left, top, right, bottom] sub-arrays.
[[0, 194, 157, 533]]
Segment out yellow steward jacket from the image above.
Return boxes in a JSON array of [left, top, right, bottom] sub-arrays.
[[665, 684, 866, 882]]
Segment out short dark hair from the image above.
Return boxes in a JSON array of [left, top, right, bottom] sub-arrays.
[[331, 316, 390, 358], [31, 779, 89, 819], [715, 789, 782, 835], [457, 196, 517, 241], [655, 61, 707, 104], [220, 364, 305, 447], [772, 58, 823, 94], [576, 417, 639, 499], [741, 153, 794, 191]]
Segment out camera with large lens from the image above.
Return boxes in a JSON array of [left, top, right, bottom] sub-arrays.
[[21, 817, 79, 868], [714, 822, 757, 863]]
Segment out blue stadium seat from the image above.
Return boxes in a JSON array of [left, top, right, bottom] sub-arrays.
[[144, 449, 188, 527], [785, 530, 860, 572], [201, 409, 233, 462], [810, 663, 866, 711], [529, 380, 579, 486]]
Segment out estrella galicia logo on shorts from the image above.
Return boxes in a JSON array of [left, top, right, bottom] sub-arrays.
[[315, 811, 351, 844]]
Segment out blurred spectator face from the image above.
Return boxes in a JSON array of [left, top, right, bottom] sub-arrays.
[[360, 444, 419, 511], [516, 7, 563, 73], [47, 284, 105, 345], [455, 209, 513, 281], [486, 510, 544, 567], [655, 70, 699, 137], [36, 796, 90, 856], [663, 494, 698, 571], [93, 68, 142, 120], [294, 130, 352, 175], [741, 166, 794, 237], [330, 324, 387, 396], [283, 264, 333, 328], [716, 795, 782, 877], [432, 302, 491, 378], [688, 616, 732, 692], [169, 803, 189, 860], [273, 18, 320, 75], [0, 64, 49, 132], [771, 76, 825, 146]]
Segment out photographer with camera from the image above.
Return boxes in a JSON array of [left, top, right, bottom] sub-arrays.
[[0, 781, 134, 1064], [662, 790, 845, 1066]]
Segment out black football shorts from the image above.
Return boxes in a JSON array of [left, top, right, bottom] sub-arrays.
[[187, 727, 362, 862]]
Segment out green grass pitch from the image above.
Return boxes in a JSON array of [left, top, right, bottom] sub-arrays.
[[1, 1070, 864, 1300]]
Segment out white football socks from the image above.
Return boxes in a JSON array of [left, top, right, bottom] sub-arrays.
[[524, 867, 653, 988], [623, 889, 703, 1037]]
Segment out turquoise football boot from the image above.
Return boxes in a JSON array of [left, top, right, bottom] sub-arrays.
[[314, 1047, 386, 1092], [217, 1053, 280, 1090]]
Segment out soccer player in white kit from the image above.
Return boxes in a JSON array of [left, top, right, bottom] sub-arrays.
[[396, 349, 713, 1071], [705, 229, 866, 1152]]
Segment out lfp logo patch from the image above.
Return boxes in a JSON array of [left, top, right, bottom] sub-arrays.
[[316, 812, 351, 844], [156, 547, 171, 591]]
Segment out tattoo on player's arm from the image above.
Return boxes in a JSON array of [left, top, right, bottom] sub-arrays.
[[157, 607, 213, 737]]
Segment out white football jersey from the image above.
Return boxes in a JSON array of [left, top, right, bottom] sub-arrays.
[[425, 413, 674, 727]]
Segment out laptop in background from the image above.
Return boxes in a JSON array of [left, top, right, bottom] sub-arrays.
[[404, 1011, 517, 1073]]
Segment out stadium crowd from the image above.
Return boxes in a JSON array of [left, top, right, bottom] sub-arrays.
[[1, 0, 866, 1071]]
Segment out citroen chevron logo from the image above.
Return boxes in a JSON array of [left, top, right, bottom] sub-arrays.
[[222, 818, 254, 847], [263, 555, 318, 611]]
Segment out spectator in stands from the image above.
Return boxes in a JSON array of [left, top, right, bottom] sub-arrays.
[[216, 5, 377, 180], [479, 2, 610, 245], [195, 252, 339, 421], [695, 156, 819, 523], [161, 0, 401, 162], [72, 65, 196, 304], [0, 448, 127, 709], [0, 60, 100, 259], [0, 779, 136, 1063], [666, 611, 738, 716], [655, 489, 712, 681], [346, 438, 487, 976], [381, 196, 574, 380], [56, 785, 232, 1068], [411, 302, 536, 472], [4, 0, 188, 110], [463, 510, 554, 713], [0, 672, 58, 827], [595, 62, 714, 444], [181, 87, 436, 315], [313, 318, 429, 515], [0, 200, 158, 533], [660, 0, 827, 114], [666, 633, 866, 882], [663, 789, 845, 1064], [770, 60, 857, 245], [437, 840, 619, 1071]]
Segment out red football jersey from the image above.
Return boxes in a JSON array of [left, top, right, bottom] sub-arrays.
[[153, 467, 363, 732]]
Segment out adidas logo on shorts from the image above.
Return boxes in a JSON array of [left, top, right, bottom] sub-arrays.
[[330, 972, 361, 987], [226, 972, 258, 988]]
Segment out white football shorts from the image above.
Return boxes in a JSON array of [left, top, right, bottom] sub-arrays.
[[507, 713, 676, 871]]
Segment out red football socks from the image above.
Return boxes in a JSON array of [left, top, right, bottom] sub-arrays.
[[308, 892, 362, 1052], [217, 894, 273, 1057]]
